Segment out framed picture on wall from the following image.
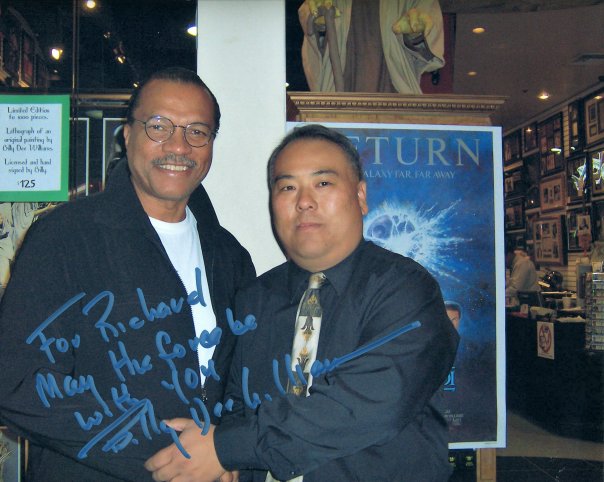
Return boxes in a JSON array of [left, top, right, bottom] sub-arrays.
[[566, 154, 588, 204], [526, 212, 539, 245], [538, 113, 564, 176], [505, 198, 525, 230], [585, 93, 604, 146], [503, 130, 522, 166], [540, 173, 566, 212], [566, 208, 592, 252], [523, 123, 538, 154], [568, 100, 583, 152], [591, 148, 604, 199], [524, 153, 541, 209], [590, 200, 604, 241], [533, 216, 566, 265], [504, 168, 525, 198]]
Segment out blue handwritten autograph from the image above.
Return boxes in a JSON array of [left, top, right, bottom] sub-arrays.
[[242, 321, 422, 409], [24, 274, 420, 460]]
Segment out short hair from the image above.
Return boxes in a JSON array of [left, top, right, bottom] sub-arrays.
[[445, 301, 461, 315], [267, 124, 364, 188], [125, 67, 221, 135]]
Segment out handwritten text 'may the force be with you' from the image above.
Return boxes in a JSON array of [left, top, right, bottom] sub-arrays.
[[25, 267, 419, 459]]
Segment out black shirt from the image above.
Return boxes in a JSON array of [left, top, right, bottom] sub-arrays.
[[215, 240, 459, 481]]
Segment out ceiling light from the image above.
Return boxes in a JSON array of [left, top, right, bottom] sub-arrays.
[[187, 25, 197, 37], [467, 71, 477, 76], [551, 147, 562, 154], [538, 91, 550, 100], [84, 0, 97, 9], [50, 48, 63, 60], [596, 95, 603, 100], [472, 27, 485, 34]]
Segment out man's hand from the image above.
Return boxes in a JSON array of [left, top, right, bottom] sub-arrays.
[[392, 8, 434, 36], [145, 419, 231, 482]]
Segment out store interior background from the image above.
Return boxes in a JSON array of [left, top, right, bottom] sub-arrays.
[[1, 0, 603, 480]]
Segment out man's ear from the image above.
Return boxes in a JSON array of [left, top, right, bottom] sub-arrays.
[[357, 181, 369, 215], [123, 123, 131, 148]]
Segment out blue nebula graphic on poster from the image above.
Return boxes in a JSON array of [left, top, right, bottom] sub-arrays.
[[287, 122, 505, 448]]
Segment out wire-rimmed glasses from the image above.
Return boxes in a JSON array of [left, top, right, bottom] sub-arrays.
[[133, 116, 215, 148]]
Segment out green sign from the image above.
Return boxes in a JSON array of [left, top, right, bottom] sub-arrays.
[[0, 95, 70, 201]]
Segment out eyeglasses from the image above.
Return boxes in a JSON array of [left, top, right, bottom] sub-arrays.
[[133, 116, 215, 148]]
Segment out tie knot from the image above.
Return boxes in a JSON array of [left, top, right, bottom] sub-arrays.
[[308, 272, 326, 289]]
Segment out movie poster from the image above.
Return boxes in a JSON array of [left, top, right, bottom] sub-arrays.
[[287, 122, 505, 449]]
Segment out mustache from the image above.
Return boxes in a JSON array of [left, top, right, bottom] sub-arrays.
[[151, 154, 196, 168]]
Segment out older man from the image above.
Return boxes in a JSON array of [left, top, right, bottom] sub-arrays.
[[0, 67, 255, 481], [146, 124, 458, 481]]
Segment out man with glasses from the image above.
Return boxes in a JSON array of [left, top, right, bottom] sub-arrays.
[[0, 67, 255, 481]]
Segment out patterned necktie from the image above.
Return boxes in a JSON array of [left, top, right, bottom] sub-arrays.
[[289, 272, 326, 397], [266, 274, 327, 482]]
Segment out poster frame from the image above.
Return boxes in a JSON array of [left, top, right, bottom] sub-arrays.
[[287, 121, 506, 450]]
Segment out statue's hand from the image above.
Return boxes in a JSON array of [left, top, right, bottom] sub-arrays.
[[305, 0, 341, 32], [392, 8, 434, 36]]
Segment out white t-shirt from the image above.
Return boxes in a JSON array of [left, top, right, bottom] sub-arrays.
[[149, 207, 216, 384]]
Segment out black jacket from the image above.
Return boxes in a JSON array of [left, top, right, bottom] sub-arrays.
[[0, 159, 255, 481]]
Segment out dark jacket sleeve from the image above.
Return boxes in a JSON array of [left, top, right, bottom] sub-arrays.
[[215, 262, 459, 480], [0, 215, 144, 480]]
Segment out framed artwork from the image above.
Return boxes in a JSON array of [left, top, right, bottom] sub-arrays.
[[522, 123, 538, 154], [540, 173, 566, 212], [566, 208, 592, 252], [524, 153, 540, 209], [566, 154, 588, 204], [568, 100, 583, 153], [591, 148, 604, 199], [503, 130, 521, 166], [538, 113, 564, 176], [590, 200, 604, 241], [0, 426, 25, 482], [504, 168, 525, 198], [533, 216, 566, 265], [505, 198, 524, 230], [526, 212, 539, 245], [585, 93, 604, 146]]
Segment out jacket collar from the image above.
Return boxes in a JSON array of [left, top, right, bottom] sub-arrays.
[[99, 157, 220, 236]]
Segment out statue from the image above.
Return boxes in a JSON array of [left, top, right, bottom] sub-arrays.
[[299, 0, 445, 94]]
